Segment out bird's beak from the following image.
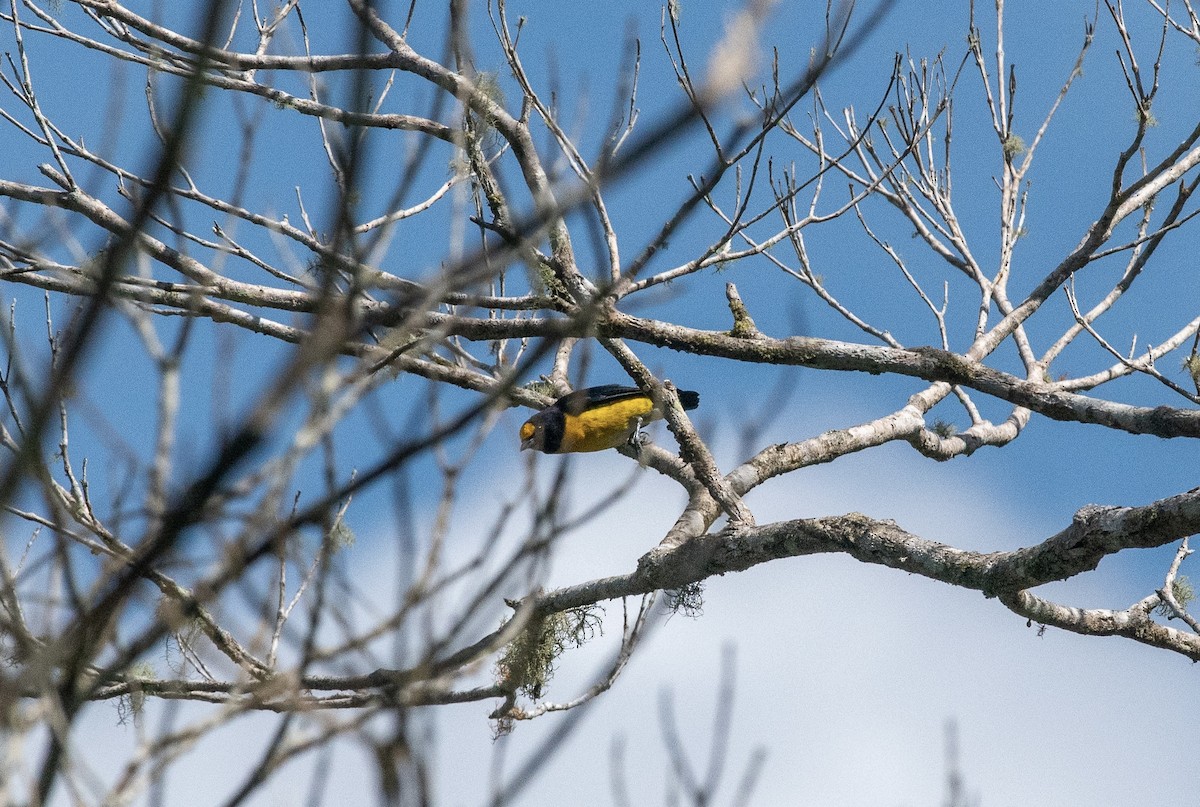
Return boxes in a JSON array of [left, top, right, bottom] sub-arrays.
[[520, 438, 533, 451]]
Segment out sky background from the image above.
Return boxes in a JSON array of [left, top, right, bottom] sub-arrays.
[[2, 0, 1199, 805]]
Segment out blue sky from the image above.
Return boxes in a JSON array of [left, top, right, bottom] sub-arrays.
[[2, 0, 1200, 804]]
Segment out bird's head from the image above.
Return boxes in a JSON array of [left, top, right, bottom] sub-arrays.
[[519, 416, 544, 452]]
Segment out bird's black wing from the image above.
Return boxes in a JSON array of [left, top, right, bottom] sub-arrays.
[[555, 385, 644, 416]]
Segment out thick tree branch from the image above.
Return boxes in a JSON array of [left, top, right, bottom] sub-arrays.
[[526, 488, 1200, 660]]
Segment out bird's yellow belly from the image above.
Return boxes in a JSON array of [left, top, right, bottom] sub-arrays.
[[558, 397, 657, 452]]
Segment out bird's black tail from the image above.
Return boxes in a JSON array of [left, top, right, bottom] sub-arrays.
[[678, 390, 700, 411]]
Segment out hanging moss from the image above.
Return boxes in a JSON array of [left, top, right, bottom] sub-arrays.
[[495, 606, 602, 700]]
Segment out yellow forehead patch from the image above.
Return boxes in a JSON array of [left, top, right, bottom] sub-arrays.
[[519, 421, 536, 441]]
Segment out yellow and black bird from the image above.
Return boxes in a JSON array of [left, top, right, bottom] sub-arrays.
[[519, 384, 700, 454]]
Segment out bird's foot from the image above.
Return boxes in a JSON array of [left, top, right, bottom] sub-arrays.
[[627, 418, 648, 453]]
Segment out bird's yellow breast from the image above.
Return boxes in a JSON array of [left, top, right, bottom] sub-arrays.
[[557, 395, 657, 453]]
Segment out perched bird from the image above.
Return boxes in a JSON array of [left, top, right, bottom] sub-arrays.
[[519, 384, 700, 454]]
